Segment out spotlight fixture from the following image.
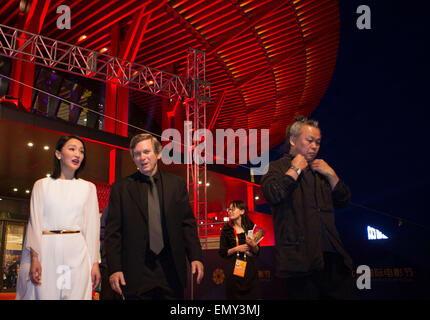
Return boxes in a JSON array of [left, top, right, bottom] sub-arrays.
[[100, 47, 108, 53], [255, 196, 259, 200], [27, 142, 34, 147], [46, 174, 51, 177], [13, 188, 18, 192], [25, 190, 30, 194], [44, 145, 50, 150]]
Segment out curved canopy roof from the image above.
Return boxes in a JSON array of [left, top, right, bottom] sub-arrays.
[[1, 0, 339, 149]]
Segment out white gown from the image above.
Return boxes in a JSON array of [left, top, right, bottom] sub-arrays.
[[16, 177, 100, 300]]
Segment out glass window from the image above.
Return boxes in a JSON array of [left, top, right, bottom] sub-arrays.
[[2, 222, 25, 290]]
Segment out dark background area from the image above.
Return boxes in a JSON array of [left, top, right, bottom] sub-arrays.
[[254, 0, 430, 299], [315, 0, 430, 267]]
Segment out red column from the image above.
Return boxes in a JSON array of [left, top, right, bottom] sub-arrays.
[[247, 183, 255, 212], [104, 8, 151, 137], [109, 148, 116, 185], [104, 81, 119, 135], [104, 23, 124, 135], [8, 0, 51, 110]]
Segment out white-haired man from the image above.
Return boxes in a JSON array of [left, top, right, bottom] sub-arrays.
[[261, 116, 354, 300]]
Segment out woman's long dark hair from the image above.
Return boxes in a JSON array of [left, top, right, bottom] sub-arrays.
[[51, 135, 87, 179], [228, 200, 254, 232]]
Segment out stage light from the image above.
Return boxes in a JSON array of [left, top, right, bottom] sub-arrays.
[[46, 174, 51, 177], [44, 145, 49, 150], [100, 48, 108, 53], [206, 182, 210, 187], [25, 190, 30, 194], [78, 35, 87, 42], [13, 188, 18, 192], [27, 142, 34, 147], [255, 196, 259, 200]]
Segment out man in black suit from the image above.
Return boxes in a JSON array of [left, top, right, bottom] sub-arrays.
[[104, 133, 204, 300]]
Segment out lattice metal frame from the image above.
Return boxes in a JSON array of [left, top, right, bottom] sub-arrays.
[[0, 23, 211, 102], [185, 48, 208, 248], [0, 21, 211, 260]]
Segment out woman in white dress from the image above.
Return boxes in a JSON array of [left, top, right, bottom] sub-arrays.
[[16, 135, 101, 300]]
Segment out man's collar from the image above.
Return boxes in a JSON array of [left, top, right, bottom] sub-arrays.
[[136, 170, 160, 182], [284, 153, 294, 160]]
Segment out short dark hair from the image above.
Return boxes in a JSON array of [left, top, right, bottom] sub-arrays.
[[285, 115, 319, 154], [129, 133, 162, 157], [52, 135, 87, 179], [228, 200, 254, 232]]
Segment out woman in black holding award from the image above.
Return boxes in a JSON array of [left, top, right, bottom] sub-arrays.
[[218, 200, 261, 300]]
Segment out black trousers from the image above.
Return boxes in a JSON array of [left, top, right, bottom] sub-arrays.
[[100, 265, 123, 300], [124, 249, 184, 300], [127, 285, 183, 300], [283, 252, 355, 300]]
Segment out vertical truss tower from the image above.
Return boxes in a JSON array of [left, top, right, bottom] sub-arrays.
[[185, 48, 211, 249]]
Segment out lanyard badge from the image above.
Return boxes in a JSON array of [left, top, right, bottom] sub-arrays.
[[233, 227, 247, 278], [233, 258, 247, 277]]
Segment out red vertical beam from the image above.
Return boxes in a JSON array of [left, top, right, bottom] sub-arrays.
[[104, 85, 118, 134], [104, 7, 151, 137], [9, 0, 51, 110], [109, 148, 116, 185], [247, 183, 254, 212], [114, 86, 130, 137], [104, 22, 121, 135]]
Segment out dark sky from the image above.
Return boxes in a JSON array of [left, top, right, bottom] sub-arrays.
[[311, 0, 430, 268], [256, 0, 430, 273]]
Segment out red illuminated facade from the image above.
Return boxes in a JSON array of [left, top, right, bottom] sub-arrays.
[[0, 0, 340, 242]]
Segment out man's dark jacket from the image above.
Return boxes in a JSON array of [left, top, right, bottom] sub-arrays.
[[260, 155, 353, 278], [104, 170, 203, 295]]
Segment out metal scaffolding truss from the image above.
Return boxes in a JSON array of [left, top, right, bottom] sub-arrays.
[[0, 23, 210, 247], [0, 23, 211, 102], [185, 48, 208, 248]]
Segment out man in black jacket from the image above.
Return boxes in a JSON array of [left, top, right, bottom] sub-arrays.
[[104, 133, 204, 300], [260, 116, 354, 299]]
